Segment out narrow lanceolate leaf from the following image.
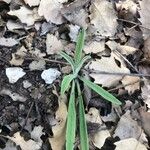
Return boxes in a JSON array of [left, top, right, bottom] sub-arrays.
[[61, 74, 75, 95], [77, 81, 89, 150], [75, 55, 91, 75], [74, 29, 85, 66], [66, 81, 76, 150], [60, 51, 75, 73], [79, 76, 122, 105]]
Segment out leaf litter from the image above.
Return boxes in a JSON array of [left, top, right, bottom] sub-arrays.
[[0, 0, 150, 149]]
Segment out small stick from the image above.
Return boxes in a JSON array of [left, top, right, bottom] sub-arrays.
[[117, 18, 150, 31], [21, 101, 34, 132], [85, 69, 150, 77]]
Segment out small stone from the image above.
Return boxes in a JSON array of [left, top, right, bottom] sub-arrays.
[[6, 67, 26, 83], [41, 68, 61, 84]]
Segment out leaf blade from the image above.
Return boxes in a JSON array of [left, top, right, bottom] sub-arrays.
[[79, 76, 122, 105], [60, 51, 75, 72], [66, 81, 76, 150], [74, 29, 85, 66], [75, 55, 91, 75], [76, 81, 89, 150], [61, 74, 75, 95]]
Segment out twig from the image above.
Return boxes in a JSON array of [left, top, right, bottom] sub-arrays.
[[108, 79, 140, 92], [117, 18, 150, 31], [21, 101, 34, 132], [114, 49, 139, 73], [25, 57, 69, 65], [85, 69, 150, 77]]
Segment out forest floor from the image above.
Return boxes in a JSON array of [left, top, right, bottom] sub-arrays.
[[0, 0, 150, 150]]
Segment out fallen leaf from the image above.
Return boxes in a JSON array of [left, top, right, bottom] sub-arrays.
[[89, 0, 118, 36], [0, 37, 18, 47], [31, 126, 44, 143], [30, 48, 46, 58], [87, 52, 130, 87], [114, 138, 147, 150], [141, 79, 150, 111], [29, 60, 46, 71], [3, 140, 17, 150], [84, 40, 105, 54], [38, 0, 67, 24], [61, 0, 89, 28], [143, 37, 150, 58], [0, 0, 11, 3], [114, 111, 142, 140], [23, 0, 40, 7], [93, 130, 110, 149], [6, 67, 26, 83], [116, 0, 137, 16], [121, 76, 140, 94], [10, 46, 27, 66], [46, 34, 63, 55], [106, 41, 137, 55], [7, 132, 41, 150], [0, 88, 27, 102], [138, 108, 150, 137], [86, 107, 102, 124], [41, 68, 61, 84], [49, 101, 67, 150], [6, 20, 24, 31], [8, 7, 40, 26], [139, 0, 150, 39], [62, 8, 88, 29]]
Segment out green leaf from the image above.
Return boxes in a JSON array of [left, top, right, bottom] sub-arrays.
[[74, 29, 85, 66], [79, 76, 122, 105], [60, 51, 75, 73], [75, 55, 91, 75], [66, 81, 76, 150], [61, 74, 75, 95], [76, 81, 89, 150]]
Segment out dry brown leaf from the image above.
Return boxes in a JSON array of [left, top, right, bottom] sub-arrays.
[[116, 0, 138, 22], [138, 108, 150, 137], [6, 20, 24, 31], [86, 107, 102, 124], [106, 41, 137, 55], [143, 37, 150, 58], [87, 52, 130, 87], [114, 111, 142, 140], [61, 8, 88, 29], [0, 0, 11, 3], [89, 0, 118, 36], [29, 60, 46, 71], [46, 34, 63, 55], [93, 130, 110, 149], [141, 79, 150, 111], [7, 132, 41, 150], [0, 37, 18, 47], [0, 88, 27, 102], [121, 76, 140, 94], [38, 0, 67, 24], [49, 101, 67, 150], [10, 46, 27, 66], [139, 0, 150, 39], [84, 40, 105, 54], [30, 48, 46, 58], [116, 0, 137, 16], [8, 7, 40, 26], [114, 138, 147, 150], [23, 0, 40, 7]]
